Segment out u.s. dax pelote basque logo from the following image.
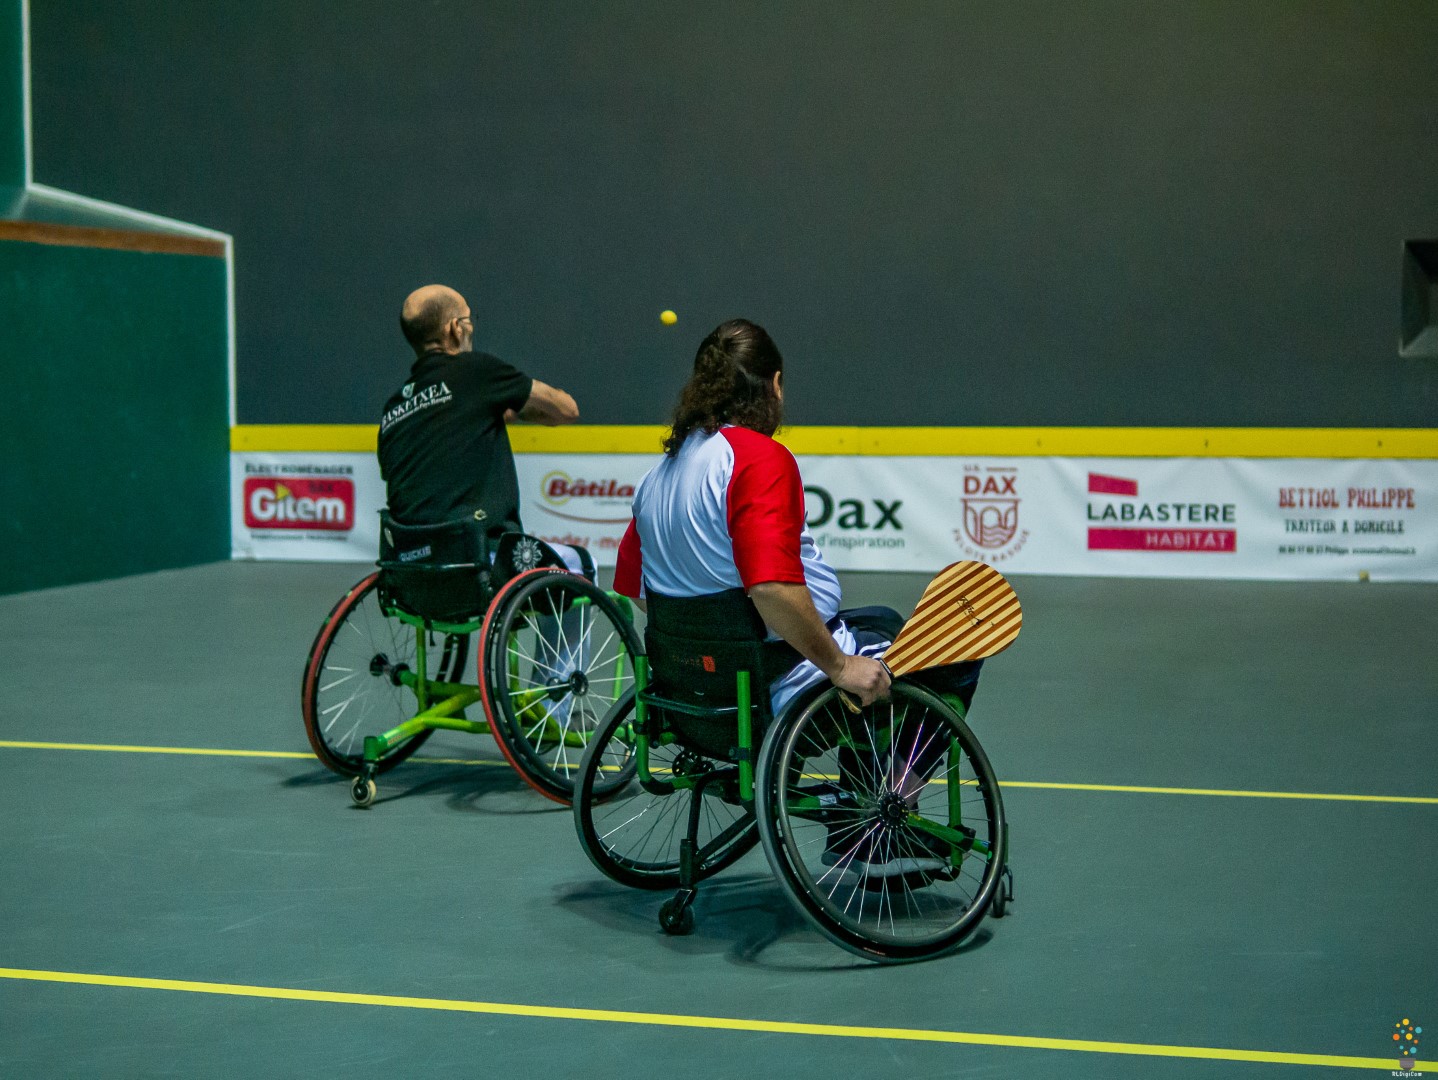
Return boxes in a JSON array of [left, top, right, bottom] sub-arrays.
[[954, 465, 1028, 563]]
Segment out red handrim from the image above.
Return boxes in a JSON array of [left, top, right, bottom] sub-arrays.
[[302, 572, 381, 772], [477, 567, 576, 805], [302, 571, 449, 775]]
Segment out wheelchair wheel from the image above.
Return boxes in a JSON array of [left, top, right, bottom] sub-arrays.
[[480, 568, 641, 804], [302, 573, 469, 776], [574, 690, 759, 889], [754, 682, 1006, 963]]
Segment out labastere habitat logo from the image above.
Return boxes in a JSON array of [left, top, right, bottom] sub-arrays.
[[1086, 472, 1236, 553], [244, 477, 354, 531], [954, 465, 1028, 563], [535, 471, 635, 525]]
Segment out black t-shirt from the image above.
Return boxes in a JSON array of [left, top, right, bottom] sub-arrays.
[[377, 350, 533, 528]]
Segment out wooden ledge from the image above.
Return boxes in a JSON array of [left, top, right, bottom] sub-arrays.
[[0, 219, 225, 257]]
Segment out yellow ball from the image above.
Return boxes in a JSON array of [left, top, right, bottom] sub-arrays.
[[660, 309, 678, 325]]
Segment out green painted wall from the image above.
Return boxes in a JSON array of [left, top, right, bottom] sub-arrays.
[[0, 239, 229, 595], [0, 0, 23, 187]]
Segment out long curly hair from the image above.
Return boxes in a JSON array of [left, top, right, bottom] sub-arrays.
[[663, 319, 784, 457]]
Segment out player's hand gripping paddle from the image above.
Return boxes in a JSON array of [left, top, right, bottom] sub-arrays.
[[837, 560, 1023, 712]]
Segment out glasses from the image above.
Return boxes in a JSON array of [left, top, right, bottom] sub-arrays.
[[455, 313, 473, 325]]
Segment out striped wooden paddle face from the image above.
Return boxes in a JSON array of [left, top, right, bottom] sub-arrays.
[[881, 561, 1022, 676]]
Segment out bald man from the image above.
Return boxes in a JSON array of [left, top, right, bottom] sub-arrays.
[[378, 285, 578, 531]]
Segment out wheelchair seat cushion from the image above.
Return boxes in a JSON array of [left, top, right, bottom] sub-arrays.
[[377, 509, 494, 623]]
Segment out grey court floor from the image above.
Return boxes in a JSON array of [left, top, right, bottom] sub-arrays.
[[1, 561, 1434, 1079]]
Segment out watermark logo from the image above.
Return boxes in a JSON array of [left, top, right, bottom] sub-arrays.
[[1393, 1018, 1422, 1074]]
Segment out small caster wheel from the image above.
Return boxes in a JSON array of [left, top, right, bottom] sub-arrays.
[[990, 866, 1014, 918], [351, 776, 377, 807], [658, 898, 695, 936]]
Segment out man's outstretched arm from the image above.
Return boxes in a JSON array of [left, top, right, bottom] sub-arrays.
[[508, 379, 579, 425]]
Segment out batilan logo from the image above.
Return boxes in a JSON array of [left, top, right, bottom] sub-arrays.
[[244, 477, 354, 531], [535, 470, 634, 524], [954, 466, 1029, 563]]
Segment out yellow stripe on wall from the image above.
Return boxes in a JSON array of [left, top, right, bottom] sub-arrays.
[[230, 424, 1438, 458]]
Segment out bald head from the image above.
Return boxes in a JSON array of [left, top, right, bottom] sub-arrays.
[[400, 285, 470, 355]]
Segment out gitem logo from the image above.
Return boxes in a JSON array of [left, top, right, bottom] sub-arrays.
[[244, 477, 354, 531]]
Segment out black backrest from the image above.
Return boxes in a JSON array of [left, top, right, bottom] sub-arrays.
[[643, 589, 801, 711], [377, 509, 494, 623]]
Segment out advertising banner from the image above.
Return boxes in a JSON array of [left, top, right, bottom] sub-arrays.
[[231, 452, 1438, 581], [230, 454, 382, 561]]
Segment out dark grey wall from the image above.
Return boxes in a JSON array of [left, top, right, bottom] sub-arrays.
[[31, 1, 1438, 428]]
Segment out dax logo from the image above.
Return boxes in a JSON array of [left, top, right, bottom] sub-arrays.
[[954, 466, 1029, 563], [961, 468, 1020, 548], [804, 486, 902, 530], [243, 477, 354, 531]]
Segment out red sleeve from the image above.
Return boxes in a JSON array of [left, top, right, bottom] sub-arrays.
[[613, 519, 643, 598], [721, 428, 807, 588]]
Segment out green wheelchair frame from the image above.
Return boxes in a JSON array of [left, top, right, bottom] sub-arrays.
[[577, 645, 1012, 963], [303, 562, 638, 808]]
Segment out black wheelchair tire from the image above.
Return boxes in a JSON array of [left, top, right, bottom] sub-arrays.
[[573, 690, 760, 890], [302, 573, 467, 776], [480, 569, 642, 804], [754, 681, 1007, 964]]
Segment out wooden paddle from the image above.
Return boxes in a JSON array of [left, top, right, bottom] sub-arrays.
[[838, 560, 1022, 712]]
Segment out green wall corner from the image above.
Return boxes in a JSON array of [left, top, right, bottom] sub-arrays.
[[0, 240, 230, 595]]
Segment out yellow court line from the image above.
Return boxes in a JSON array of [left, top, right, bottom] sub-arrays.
[[1002, 780, 1438, 805], [3, 741, 1435, 805], [0, 741, 315, 760], [0, 968, 1412, 1071], [229, 424, 1438, 459], [0, 741, 502, 767]]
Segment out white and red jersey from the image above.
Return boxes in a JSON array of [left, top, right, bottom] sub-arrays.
[[615, 426, 860, 712]]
